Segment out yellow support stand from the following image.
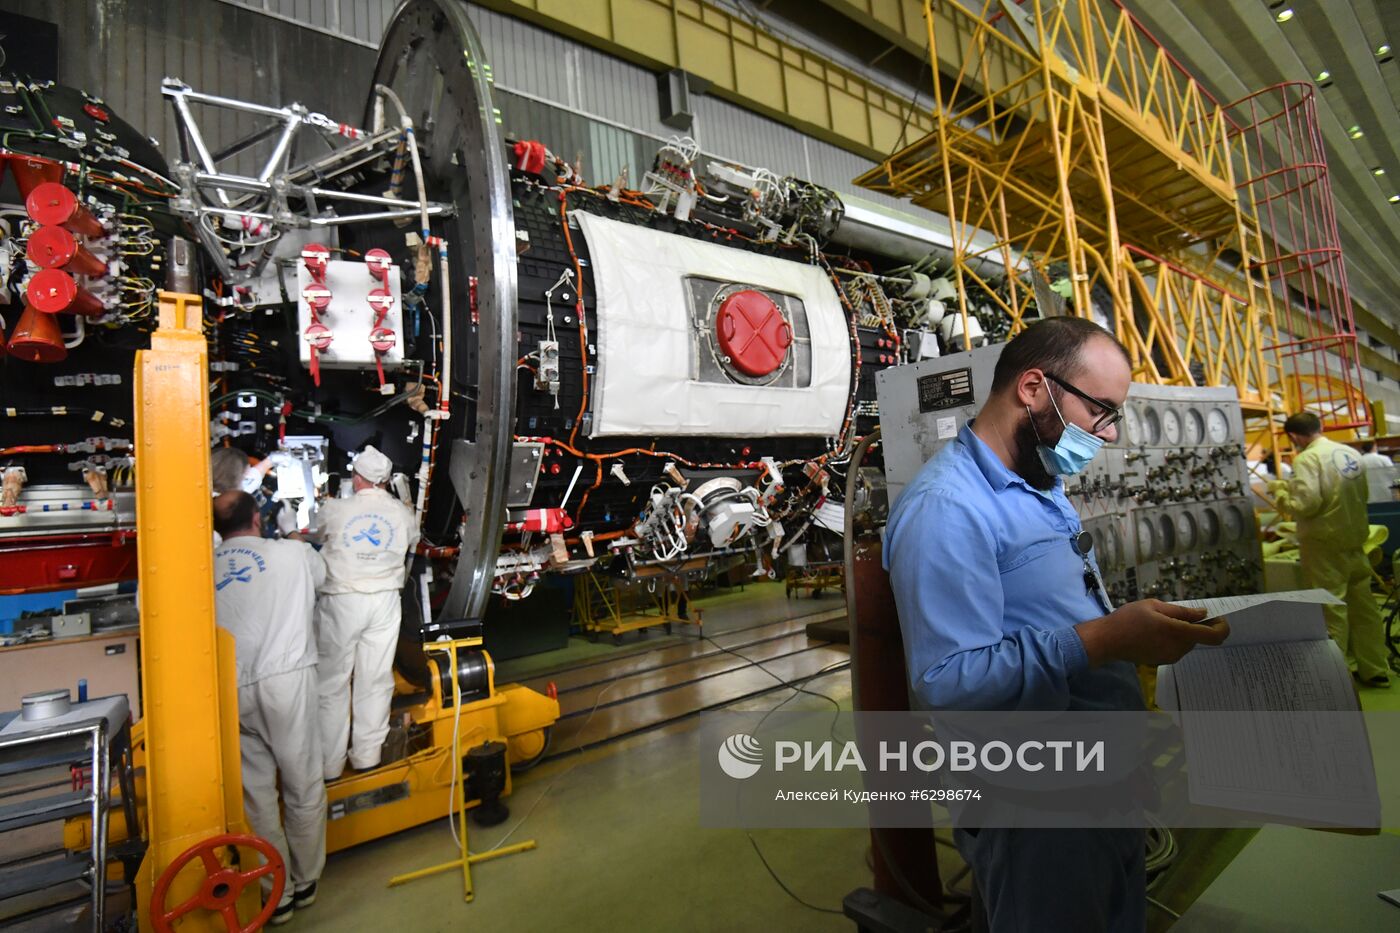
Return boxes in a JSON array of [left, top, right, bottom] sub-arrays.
[[385, 803, 537, 903], [134, 289, 256, 930], [386, 640, 538, 902], [574, 570, 702, 641]]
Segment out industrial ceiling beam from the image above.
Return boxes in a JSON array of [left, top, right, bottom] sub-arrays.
[[812, 0, 925, 58], [472, 0, 935, 159]]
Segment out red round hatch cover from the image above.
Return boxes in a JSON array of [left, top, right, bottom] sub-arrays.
[[715, 290, 791, 377]]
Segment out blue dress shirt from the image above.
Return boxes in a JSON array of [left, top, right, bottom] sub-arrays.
[[883, 422, 1143, 712]]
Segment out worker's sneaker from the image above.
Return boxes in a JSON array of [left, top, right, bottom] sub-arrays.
[[268, 901, 295, 926], [292, 882, 317, 909]]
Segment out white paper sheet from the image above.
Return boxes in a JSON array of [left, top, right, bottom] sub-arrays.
[[1173, 588, 1343, 617], [1157, 591, 1379, 826], [1174, 589, 1337, 647]]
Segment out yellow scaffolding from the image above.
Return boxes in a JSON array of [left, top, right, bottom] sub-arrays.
[[574, 569, 702, 642], [855, 0, 1298, 460]]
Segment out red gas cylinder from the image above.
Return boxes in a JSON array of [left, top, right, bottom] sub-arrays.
[[715, 289, 792, 377], [27, 269, 106, 317], [26, 183, 106, 238], [26, 226, 108, 278]]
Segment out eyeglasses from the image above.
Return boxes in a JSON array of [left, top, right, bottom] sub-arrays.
[[1045, 373, 1122, 433]]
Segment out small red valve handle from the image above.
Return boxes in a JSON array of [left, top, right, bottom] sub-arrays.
[[150, 833, 285, 933]]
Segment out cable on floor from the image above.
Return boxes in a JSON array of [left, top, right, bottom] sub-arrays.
[[470, 668, 629, 856], [744, 831, 845, 916], [690, 631, 849, 745], [474, 620, 854, 915], [728, 653, 854, 917], [1144, 814, 1178, 889]]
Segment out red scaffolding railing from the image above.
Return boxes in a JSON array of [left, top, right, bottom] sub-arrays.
[[1226, 81, 1370, 432]]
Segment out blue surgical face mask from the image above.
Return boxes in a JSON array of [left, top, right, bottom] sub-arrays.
[[1029, 387, 1105, 477]]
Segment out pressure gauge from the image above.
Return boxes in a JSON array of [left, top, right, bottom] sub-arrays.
[[1142, 407, 1162, 445], [1124, 407, 1143, 446], [1201, 507, 1221, 545], [1185, 408, 1205, 445], [1222, 505, 1245, 541], [1176, 511, 1198, 550], [1136, 517, 1157, 559], [1158, 515, 1177, 554], [1162, 408, 1182, 445], [1105, 526, 1122, 568], [1206, 408, 1230, 443]]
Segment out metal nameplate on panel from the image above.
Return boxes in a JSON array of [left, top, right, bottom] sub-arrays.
[[917, 367, 974, 413]]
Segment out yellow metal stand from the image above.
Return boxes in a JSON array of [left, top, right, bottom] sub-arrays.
[[133, 290, 257, 930], [385, 799, 537, 902], [575, 569, 703, 641], [785, 562, 845, 599], [385, 640, 539, 902]]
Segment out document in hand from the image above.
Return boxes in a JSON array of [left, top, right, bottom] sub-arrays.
[[1154, 589, 1381, 827]]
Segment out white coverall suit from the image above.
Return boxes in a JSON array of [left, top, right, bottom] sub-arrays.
[[315, 486, 420, 777], [1274, 436, 1389, 681], [213, 534, 328, 905], [1361, 450, 1396, 504]]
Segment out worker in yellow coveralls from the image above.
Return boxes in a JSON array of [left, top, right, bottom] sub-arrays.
[[1272, 412, 1390, 687]]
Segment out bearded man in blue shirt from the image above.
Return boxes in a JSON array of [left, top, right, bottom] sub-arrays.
[[885, 317, 1230, 932]]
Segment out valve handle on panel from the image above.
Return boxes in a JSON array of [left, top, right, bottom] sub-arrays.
[[150, 832, 285, 933]]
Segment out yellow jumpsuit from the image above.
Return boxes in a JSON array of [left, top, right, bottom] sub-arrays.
[[1273, 436, 1389, 681]]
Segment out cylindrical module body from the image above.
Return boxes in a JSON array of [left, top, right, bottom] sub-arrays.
[[27, 269, 107, 317], [26, 182, 107, 238], [26, 226, 108, 278]]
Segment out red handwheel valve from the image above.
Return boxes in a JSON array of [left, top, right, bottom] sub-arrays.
[[150, 833, 285, 933]]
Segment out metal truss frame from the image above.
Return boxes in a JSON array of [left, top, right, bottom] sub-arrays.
[[161, 79, 450, 283]]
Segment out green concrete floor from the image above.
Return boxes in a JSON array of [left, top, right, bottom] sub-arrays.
[[296, 667, 870, 933], [294, 583, 864, 933]]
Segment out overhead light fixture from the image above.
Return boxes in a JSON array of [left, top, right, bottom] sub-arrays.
[[1349, 125, 1365, 139], [1315, 70, 1331, 83], [1375, 167, 1388, 176], [1276, 8, 1295, 22], [1390, 194, 1400, 204], [1378, 44, 1392, 57]]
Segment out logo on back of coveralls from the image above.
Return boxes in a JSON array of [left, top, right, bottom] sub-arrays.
[[342, 513, 395, 558], [215, 548, 266, 591], [1334, 449, 1362, 479]]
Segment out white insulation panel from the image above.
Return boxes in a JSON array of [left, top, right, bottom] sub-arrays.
[[575, 212, 851, 438]]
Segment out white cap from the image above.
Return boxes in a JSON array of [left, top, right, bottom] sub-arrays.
[[353, 445, 393, 484]]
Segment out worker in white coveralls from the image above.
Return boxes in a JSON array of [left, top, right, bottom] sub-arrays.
[[212, 491, 327, 925], [1359, 440, 1396, 504], [314, 444, 420, 779], [1271, 412, 1390, 687]]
